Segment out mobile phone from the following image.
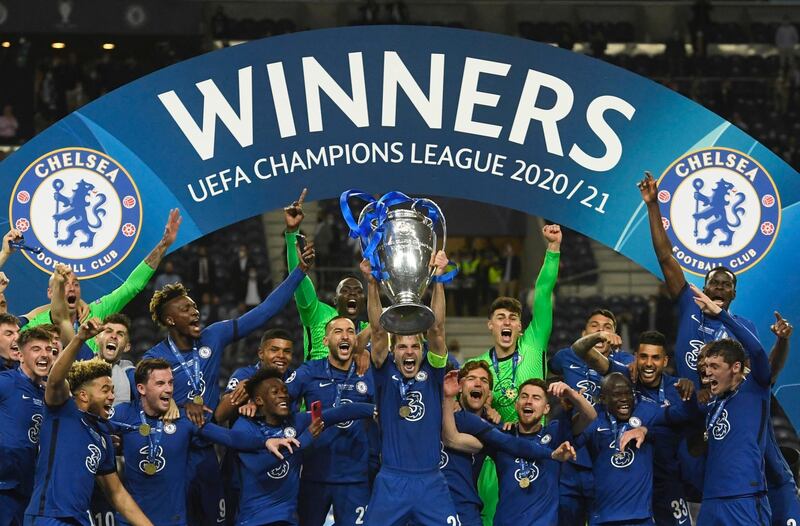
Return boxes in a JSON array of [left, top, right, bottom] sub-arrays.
[[311, 400, 322, 421], [296, 234, 307, 253]]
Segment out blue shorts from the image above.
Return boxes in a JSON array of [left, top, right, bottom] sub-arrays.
[[298, 479, 370, 526], [0, 490, 27, 526], [768, 482, 800, 526], [559, 462, 593, 526], [187, 446, 225, 526], [453, 503, 482, 526], [364, 467, 458, 526], [698, 494, 771, 526], [652, 489, 691, 526], [24, 518, 84, 526]]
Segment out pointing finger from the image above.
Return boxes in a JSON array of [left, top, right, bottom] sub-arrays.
[[297, 188, 307, 205]]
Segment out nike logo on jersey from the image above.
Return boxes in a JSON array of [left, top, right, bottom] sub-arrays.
[[568, 364, 583, 370], [22, 394, 31, 399], [597, 427, 610, 432], [319, 382, 333, 387]]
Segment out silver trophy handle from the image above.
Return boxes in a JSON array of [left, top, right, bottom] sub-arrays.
[[413, 198, 447, 280]]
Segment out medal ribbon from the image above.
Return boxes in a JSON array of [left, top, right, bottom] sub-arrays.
[[398, 376, 417, 407], [167, 336, 203, 401], [325, 359, 356, 407], [140, 412, 164, 465], [607, 412, 630, 452], [705, 394, 731, 437], [515, 425, 533, 478], [490, 348, 519, 394]]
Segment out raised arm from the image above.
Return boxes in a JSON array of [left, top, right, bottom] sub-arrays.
[[548, 381, 597, 435], [0, 229, 22, 270], [143, 209, 181, 270], [320, 402, 376, 426], [45, 318, 103, 407], [442, 370, 483, 454], [362, 259, 388, 367], [284, 188, 326, 325], [521, 225, 561, 351], [427, 250, 449, 357], [691, 284, 770, 387], [768, 311, 793, 385], [571, 331, 621, 375], [49, 265, 76, 348], [638, 172, 686, 299], [96, 472, 153, 526]]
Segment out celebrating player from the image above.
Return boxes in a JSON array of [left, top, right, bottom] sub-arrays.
[[0, 313, 20, 371]]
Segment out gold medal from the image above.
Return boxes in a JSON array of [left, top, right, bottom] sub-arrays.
[[193, 395, 204, 406], [519, 477, 530, 489], [399, 406, 411, 418], [138, 423, 151, 437], [505, 387, 518, 400], [143, 462, 157, 475]]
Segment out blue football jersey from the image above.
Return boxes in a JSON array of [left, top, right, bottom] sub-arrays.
[[25, 398, 116, 526], [673, 284, 758, 386], [576, 403, 658, 524], [285, 357, 375, 483], [0, 368, 45, 497], [235, 403, 374, 526], [374, 355, 445, 471], [491, 418, 568, 526], [550, 346, 634, 471], [144, 268, 304, 410], [701, 310, 771, 500], [440, 411, 487, 518]]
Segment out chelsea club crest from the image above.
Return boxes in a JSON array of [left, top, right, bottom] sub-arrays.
[[9, 147, 143, 279], [657, 147, 780, 275]]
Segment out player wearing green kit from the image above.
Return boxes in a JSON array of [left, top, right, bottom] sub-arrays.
[[469, 223, 561, 526], [283, 189, 370, 361], [22, 209, 182, 354]]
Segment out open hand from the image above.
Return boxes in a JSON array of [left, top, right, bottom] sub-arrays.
[[690, 284, 721, 316], [619, 426, 647, 450], [443, 370, 460, 398], [550, 441, 577, 462], [162, 209, 182, 247], [266, 437, 300, 459], [77, 318, 104, 341]]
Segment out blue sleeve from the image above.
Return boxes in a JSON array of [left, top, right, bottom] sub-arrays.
[[718, 309, 770, 387], [285, 364, 309, 401], [571, 419, 597, 451], [98, 435, 117, 475], [661, 398, 703, 426], [224, 369, 245, 394], [198, 422, 266, 451], [126, 369, 137, 401], [233, 268, 306, 340], [549, 351, 564, 374], [239, 428, 314, 473], [633, 401, 659, 427], [607, 359, 632, 378], [677, 283, 696, 315], [472, 427, 553, 461], [321, 403, 375, 425]]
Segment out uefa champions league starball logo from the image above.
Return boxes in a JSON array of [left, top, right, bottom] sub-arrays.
[[9, 148, 143, 278], [658, 147, 780, 276]]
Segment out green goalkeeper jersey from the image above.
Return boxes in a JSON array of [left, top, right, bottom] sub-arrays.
[[469, 250, 559, 423], [24, 261, 155, 353]]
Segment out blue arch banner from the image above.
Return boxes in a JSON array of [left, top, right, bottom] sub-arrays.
[[1, 26, 798, 421]]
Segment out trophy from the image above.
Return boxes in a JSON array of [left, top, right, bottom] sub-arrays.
[[341, 190, 448, 335]]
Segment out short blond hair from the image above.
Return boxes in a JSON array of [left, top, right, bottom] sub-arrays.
[[67, 357, 112, 394]]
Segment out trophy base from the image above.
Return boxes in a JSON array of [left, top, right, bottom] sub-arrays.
[[380, 303, 435, 335]]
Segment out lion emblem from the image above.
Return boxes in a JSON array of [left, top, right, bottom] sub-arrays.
[[52, 178, 107, 248], [692, 178, 746, 247]]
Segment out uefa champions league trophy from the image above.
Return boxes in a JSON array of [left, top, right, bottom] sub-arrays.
[[340, 190, 449, 335]]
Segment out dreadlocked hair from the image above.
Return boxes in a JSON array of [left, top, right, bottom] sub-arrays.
[[67, 358, 112, 394], [149, 283, 190, 326]]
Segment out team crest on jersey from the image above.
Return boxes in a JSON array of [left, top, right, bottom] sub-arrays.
[[283, 426, 297, 438], [356, 380, 368, 394], [711, 409, 731, 440], [540, 434, 551, 445], [657, 147, 780, 276], [198, 346, 212, 359], [85, 444, 102, 473], [9, 148, 143, 278], [415, 371, 428, 382], [629, 417, 642, 428], [164, 422, 177, 434], [285, 371, 296, 383], [28, 413, 43, 444]]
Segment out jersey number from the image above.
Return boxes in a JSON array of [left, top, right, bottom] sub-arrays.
[[355, 506, 367, 525], [446, 515, 461, 526], [670, 499, 689, 520], [787, 520, 797, 526], [93, 511, 115, 526]]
